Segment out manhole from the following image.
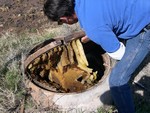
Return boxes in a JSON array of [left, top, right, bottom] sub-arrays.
[[24, 31, 112, 112]]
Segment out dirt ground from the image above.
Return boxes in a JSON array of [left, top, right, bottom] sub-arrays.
[[0, 0, 55, 33]]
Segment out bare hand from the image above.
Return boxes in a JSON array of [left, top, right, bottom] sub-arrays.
[[81, 36, 90, 43]]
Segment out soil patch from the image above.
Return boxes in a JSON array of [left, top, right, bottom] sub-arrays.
[[0, 0, 54, 33]]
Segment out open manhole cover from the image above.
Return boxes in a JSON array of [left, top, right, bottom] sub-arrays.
[[24, 31, 112, 111]]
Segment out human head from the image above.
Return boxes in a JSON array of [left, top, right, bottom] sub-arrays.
[[43, 0, 78, 25]]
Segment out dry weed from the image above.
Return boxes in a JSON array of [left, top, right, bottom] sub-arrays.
[[0, 24, 81, 112]]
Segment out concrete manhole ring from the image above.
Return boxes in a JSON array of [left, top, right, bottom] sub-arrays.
[[24, 31, 112, 112]]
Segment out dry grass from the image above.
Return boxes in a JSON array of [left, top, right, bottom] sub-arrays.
[[0, 24, 82, 113], [0, 29, 60, 112]]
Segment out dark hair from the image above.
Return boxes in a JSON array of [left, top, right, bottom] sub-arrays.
[[43, 0, 75, 21]]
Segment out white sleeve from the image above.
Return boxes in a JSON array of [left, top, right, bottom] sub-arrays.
[[107, 42, 125, 60]]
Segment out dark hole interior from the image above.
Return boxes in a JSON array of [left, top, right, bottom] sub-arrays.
[[83, 41, 105, 81]]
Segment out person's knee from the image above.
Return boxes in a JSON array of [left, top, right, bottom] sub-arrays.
[[109, 73, 128, 88], [109, 75, 118, 87]]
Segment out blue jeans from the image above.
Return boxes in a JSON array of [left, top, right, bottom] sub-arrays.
[[109, 29, 150, 113]]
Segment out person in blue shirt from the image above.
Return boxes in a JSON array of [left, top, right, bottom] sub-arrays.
[[43, 0, 150, 113]]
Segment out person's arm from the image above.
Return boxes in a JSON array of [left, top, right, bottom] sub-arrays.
[[85, 26, 125, 60], [107, 42, 125, 60]]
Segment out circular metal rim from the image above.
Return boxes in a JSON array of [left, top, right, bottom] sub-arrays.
[[24, 31, 111, 94]]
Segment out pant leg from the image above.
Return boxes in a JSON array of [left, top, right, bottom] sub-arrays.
[[109, 30, 150, 113]]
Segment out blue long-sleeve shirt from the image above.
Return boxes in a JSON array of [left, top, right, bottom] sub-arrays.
[[75, 0, 150, 52]]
